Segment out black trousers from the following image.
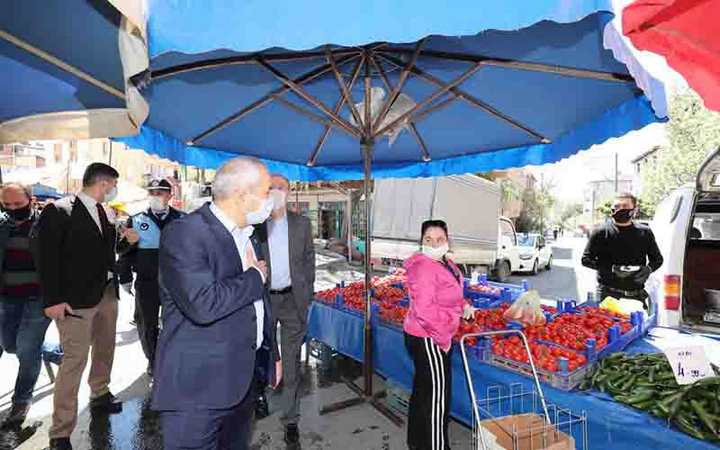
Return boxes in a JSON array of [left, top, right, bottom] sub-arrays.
[[405, 332, 451, 450], [135, 279, 161, 367]]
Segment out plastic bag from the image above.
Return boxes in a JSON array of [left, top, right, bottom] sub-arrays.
[[348, 86, 416, 146], [600, 296, 644, 315], [503, 289, 546, 326]]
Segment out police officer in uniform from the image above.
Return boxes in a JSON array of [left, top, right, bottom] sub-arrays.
[[117, 179, 184, 376]]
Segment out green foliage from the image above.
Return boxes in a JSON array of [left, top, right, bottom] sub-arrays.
[[515, 180, 556, 232], [499, 178, 521, 204], [596, 197, 652, 220], [641, 90, 720, 215], [558, 202, 584, 227]]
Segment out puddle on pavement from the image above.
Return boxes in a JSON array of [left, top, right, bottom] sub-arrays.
[[0, 353, 373, 450]]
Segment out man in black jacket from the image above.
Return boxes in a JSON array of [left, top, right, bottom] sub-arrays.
[[582, 192, 664, 311], [38, 163, 136, 450], [117, 179, 184, 377]]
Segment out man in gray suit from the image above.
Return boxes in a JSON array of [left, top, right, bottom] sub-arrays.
[[257, 174, 315, 445]]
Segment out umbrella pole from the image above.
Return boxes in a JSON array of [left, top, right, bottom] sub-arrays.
[[362, 139, 373, 396], [319, 138, 402, 426]]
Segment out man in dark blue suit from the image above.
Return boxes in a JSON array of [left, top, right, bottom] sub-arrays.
[[152, 157, 281, 450]]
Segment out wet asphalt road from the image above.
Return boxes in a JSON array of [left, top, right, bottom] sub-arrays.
[[1, 355, 471, 450]]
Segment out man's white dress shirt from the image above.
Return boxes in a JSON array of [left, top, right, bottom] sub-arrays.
[[210, 203, 265, 349]]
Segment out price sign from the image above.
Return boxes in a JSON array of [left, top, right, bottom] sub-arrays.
[[663, 346, 714, 385]]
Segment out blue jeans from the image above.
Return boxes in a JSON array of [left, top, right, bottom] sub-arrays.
[[0, 297, 51, 404]]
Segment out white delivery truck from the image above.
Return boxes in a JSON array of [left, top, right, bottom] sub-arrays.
[[370, 175, 517, 281]]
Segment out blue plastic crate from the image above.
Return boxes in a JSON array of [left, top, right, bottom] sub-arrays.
[[385, 379, 411, 417], [464, 278, 528, 303], [473, 344, 593, 391], [536, 311, 644, 362]]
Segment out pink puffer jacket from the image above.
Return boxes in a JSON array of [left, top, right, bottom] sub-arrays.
[[403, 253, 465, 352]]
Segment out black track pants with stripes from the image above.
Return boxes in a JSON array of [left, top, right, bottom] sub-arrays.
[[405, 332, 452, 450]]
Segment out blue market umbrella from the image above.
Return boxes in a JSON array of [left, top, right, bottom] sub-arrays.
[[117, 0, 666, 419], [0, 0, 146, 143]]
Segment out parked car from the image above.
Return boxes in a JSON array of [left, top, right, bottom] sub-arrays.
[[648, 148, 720, 334], [507, 232, 553, 275]]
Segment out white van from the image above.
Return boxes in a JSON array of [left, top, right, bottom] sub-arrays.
[[648, 148, 720, 333]]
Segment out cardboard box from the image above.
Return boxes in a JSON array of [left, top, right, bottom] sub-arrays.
[[479, 413, 575, 450]]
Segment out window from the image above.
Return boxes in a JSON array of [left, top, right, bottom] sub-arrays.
[[517, 234, 536, 247], [499, 220, 516, 245], [692, 213, 720, 240]]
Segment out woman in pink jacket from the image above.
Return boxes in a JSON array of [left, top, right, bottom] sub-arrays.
[[404, 220, 473, 450]]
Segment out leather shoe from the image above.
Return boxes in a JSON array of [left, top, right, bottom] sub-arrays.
[[48, 437, 73, 450], [90, 392, 122, 414], [255, 393, 269, 419], [285, 423, 300, 445], [1, 402, 29, 429]]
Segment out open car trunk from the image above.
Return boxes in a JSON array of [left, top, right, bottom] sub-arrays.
[[682, 148, 720, 331]]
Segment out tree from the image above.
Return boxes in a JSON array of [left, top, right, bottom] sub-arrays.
[[499, 178, 521, 205], [558, 202, 584, 228], [596, 197, 652, 220], [515, 180, 556, 233], [641, 90, 720, 215]]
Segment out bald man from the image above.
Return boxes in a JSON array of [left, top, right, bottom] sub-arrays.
[[0, 184, 49, 429], [153, 157, 281, 450]]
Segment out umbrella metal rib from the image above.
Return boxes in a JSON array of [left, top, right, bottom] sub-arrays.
[[368, 53, 433, 162], [381, 47, 636, 83], [372, 38, 425, 135], [162, 43, 634, 149], [326, 46, 364, 129], [188, 53, 361, 145], [375, 52, 550, 143], [0, 29, 125, 99], [375, 62, 483, 136], [150, 47, 362, 81], [273, 96, 341, 129], [308, 56, 365, 167], [255, 57, 363, 138]]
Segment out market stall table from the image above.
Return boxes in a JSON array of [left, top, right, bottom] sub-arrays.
[[307, 301, 719, 450]]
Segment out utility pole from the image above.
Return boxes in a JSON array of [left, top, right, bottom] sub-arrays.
[[614, 152, 619, 194]]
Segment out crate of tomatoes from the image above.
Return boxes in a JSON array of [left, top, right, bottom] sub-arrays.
[[485, 336, 593, 391]]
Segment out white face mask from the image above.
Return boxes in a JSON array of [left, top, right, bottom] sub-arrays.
[[245, 194, 274, 225], [270, 190, 287, 211], [422, 243, 449, 261], [149, 196, 168, 213], [104, 186, 118, 203]]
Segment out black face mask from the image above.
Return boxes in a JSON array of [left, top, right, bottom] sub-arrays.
[[5, 204, 32, 222], [611, 208, 634, 223]]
